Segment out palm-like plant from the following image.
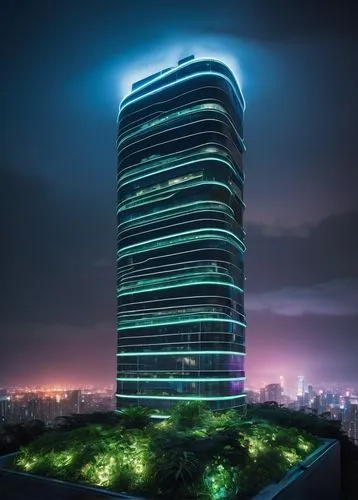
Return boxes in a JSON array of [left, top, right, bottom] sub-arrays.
[[170, 401, 210, 430], [155, 449, 201, 496], [118, 406, 152, 430]]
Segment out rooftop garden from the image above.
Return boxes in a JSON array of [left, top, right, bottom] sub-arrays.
[[10, 402, 320, 499]]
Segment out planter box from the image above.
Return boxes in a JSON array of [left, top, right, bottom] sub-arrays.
[[253, 439, 340, 500], [0, 439, 340, 500]]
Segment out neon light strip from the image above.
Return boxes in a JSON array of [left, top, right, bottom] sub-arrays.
[[123, 57, 244, 106], [118, 201, 235, 226], [116, 393, 246, 401], [117, 227, 245, 254], [116, 377, 245, 382], [117, 281, 244, 297], [119, 156, 243, 189], [118, 179, 244, 213], [120, 60, 245, 112], [118, 102, 230, 146], [119, 116, 244, 156], [118, 317, 246, 329], [118, 145, 244, 185], [149, 414, 171, 419], [117, 350, 246, 357]]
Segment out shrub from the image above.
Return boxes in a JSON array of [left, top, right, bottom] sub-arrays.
[[170, 401, 211, 430], [154, 449, 201, 497], [13, 405, 321, 499], [118, 406, 152, 430], [203, 456, 240, 500]]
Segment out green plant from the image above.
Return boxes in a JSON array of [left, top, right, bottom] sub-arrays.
[[154, 449, 201, 496], [203, 456, 240, 500], [170, 401, 211, 430], [118, 406, 152, 429], [240, 448, 288, 496], [13, 406, 322, 499]]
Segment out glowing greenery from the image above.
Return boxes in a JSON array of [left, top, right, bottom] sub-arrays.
[[14, 404, 319, 499], [203, 457, 240, 500]]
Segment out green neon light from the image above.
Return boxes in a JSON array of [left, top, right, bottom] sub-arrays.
[[119, 121, 243, 170], [119, 273, 237, 293], [149, 414, 171, 419], [118, 146, 243, 186], [116, 393, 246, 401], [119, 259, 243, 281], [118, 316, 245, 329], [118, 201, 235, 226], [117, 122, 245, 170], [116, 376, 245, 382], [117, 350, 246, 357], [119, 214, 240, 244], [118, 227, 245, 255], [120, 263, 237, 282], [114, 410, 171, 419], [118, 180, 244, 213], [118, 103, 229, 146], [119, 61, 245, 113], [117, 280, 243, 297], [119, 172, 202, 205], [120, 268, 232, 287]]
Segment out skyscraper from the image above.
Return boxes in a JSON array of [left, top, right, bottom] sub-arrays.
[[296, 376, 305, 408], [116, 56, 246, 413]]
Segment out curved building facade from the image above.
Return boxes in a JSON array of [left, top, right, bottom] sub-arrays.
[[116, 56, 246, 413]]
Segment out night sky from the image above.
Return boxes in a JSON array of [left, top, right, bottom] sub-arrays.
[[1, 1, 357, 392]]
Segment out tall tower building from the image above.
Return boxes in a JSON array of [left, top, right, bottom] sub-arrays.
[[116, 56, 246, 413]]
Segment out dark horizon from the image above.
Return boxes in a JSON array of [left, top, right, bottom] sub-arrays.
[[1, 1, 358, 393]]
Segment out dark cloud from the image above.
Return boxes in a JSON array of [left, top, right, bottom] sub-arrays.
[[246, 278, 358, 317], [0, 165, 115, 327], [245, 209, 358, 293], [200, 1, 357, 42], [1, 0, 357, 386], [0, 321, 114, 386]]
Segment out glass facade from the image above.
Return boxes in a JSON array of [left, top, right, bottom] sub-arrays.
[[116, 57, 246, 413]]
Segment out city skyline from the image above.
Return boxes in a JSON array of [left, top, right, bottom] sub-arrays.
[[1, 1, 358, 389]]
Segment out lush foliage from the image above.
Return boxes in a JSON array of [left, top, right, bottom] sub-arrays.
[[246, 404, 358, 498], [13, 404, 319, 499], [117, 406, 152, 430]]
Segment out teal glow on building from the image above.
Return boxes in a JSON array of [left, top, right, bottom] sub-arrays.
[[116, 55, 246, 412]]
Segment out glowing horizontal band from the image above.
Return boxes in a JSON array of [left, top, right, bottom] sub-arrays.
[[118, 227, 245, 254], [117, 350, 245, 357], [149, 414, 171, 419], [119, 156, 243, 194], [120, 268, 233, 287], [119, 60, 245, 113], [117, 376, 245, 382], [118, 144, 243, 185], [117, 281, 244, 297], [123, 58, 244, 103], [118, 200, 235, 227], [118, 316, 245, 329], [118, 179, 244, 213], [116, 393, 246, 401], [118, 103, 229, 146], [119, 117, 244, 162]]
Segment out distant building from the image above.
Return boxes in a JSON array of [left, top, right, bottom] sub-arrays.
[[307, 384, 315, 404], [259, 383, 282, 405], [259, 388, 266, 403], [296, 376, 305, 407], [312, 394, 325, 415], [246, 390, 260, 404], [343, 398, 358, 445], [0, 396, 10, 422]]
